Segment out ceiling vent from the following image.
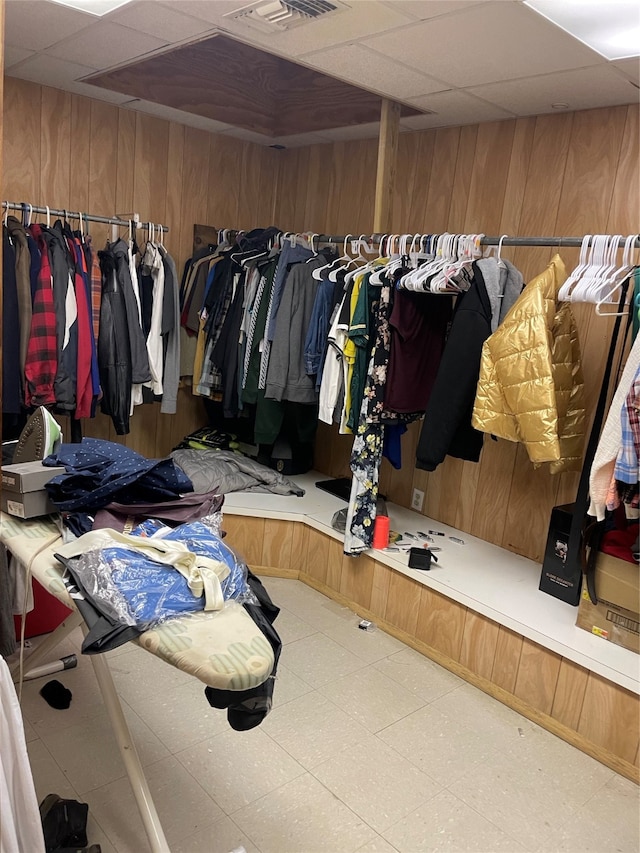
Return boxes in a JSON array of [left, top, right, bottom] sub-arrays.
[[225, 0, 348, 33]]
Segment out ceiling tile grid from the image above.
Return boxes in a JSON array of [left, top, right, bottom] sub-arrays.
[[2, 0, 638, 146], [44, 20, 168, 70], [4, 0, 94, 51], [363, 1, 606, 88], [106, 0, 217, 42], [298, 43, 449, 100], [466, 65, 638, 116]]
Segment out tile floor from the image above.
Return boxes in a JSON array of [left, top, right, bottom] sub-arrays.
[[15, 577, 640, 853]]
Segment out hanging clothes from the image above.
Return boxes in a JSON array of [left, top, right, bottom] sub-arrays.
[[416, 257, 523, 471], [5, 217, 32, 384], [590, 332, 640, 520], [472, 255, 584, 473], [2, 227, 22, 415], [43, 220, 78, 414]]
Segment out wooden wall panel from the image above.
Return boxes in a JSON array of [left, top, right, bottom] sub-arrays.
[[40, 87, 71, 210], [513, 638, 562, 716], [262, 519, 294, 570], [222, 515, 265, 567], [3, 77, 41, 203], [68, 95, 92, 213], [491, 626, 523, 693], [339, 552, 375, 611], [459, 611, 500, 681], [303, 528, 330, 585], [326, 537, 344, 591], [384, 571, 421, 636], [578, 674, 640, 764], [415, 587, 466, 661], [277, 105, 640, 563], [551, 658, 589, 731]]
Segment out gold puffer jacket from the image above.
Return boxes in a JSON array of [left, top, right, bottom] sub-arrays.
[[471, 255, 585, 473]]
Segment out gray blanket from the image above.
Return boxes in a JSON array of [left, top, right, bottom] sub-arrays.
[[171, 449, 305, 497]]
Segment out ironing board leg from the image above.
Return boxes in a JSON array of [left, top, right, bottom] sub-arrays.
[[89, 651, 170, 853], [10, 611, 83, 681]]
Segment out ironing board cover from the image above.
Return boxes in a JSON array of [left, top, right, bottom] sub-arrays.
[[0, 513, 274, 691]]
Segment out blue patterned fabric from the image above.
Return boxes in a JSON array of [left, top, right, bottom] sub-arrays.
[[44, 438, 193, 512]]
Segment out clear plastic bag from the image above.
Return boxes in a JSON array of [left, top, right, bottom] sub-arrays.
[[70, 548, 137, 627], [62, 515, 256, 631]]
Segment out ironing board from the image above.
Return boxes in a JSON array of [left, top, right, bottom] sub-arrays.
[[0, 512, 274, 853]]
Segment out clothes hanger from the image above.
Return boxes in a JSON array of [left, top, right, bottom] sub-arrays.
[[327, 234, 355, 283], [558, 234, 592, 301], [2, 203, 9, 228], [595, 234, 637, 315], [570, 235, 609, 303], [583, 235, 622, 303]]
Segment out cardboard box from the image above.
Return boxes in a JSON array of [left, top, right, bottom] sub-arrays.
[[2, 461, 65, 493], [539, 504, 582, 606], [576, 552, 640, 654], [1, 490, 57, 519]]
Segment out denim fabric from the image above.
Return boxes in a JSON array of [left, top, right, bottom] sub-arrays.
[[304, 276, 335, 385]]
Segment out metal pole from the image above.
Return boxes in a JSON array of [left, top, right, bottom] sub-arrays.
[[1, 201, 168, 233], [308, 233, 640, 249]]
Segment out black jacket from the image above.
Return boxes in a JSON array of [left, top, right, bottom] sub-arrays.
[[43, 221, 77, 412], [111, 239, 151, 385], [416, 263, 493, 471], [98, 250, 132, 435]]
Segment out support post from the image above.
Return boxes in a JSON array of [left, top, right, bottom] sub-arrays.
[[373, 98, 401, 233]]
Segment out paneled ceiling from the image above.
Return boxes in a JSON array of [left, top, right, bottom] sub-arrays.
[[3, 0, 639, 147]]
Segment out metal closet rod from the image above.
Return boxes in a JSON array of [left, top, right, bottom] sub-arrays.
[[1, 201, 169, 232], [307, 233, 640, 249]]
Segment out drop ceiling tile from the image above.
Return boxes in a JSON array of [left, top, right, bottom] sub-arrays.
[[8, 53, 98, 88], [467, 66, 639, 116], [380, 0, 484, 21], [4, 45, 36, 69], [300, 43, 447, 99], [120, 98, 233, 132], [5, 0, 94, 50], [156, 1, 249, 25], [365, 1, 605, 88], [402, 90, 514, 128], [45, 21, 168, 70], [320, 122, 382, 141], [613, 57, 640, 87], [220, 1, 415, 58], [106, 0, 215, 42]]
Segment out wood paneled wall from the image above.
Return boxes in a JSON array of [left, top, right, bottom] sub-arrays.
[[2, 76, 280, 456], [274, 106, 640, 562]]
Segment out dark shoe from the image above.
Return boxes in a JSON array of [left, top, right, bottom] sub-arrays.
[[13, 407, 62, 463], [40, 794, 89, 853]]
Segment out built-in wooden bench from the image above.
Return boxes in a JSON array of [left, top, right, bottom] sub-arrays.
[[221, 472, 639, 784]]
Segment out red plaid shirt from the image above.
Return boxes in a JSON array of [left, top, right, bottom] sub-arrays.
[[24, 224, 58, 407]]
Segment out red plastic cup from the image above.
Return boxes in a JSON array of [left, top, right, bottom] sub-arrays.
[[372, 515, 390, 549]]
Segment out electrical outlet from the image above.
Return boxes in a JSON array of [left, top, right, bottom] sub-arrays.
[[411, 488, 424, 512]]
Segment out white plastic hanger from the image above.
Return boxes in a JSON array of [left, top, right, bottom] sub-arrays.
[[558, 234, 592, 301], [570, 235, 609, 303], [595, 234, 637, 314], [583, 235, 622, 303]]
